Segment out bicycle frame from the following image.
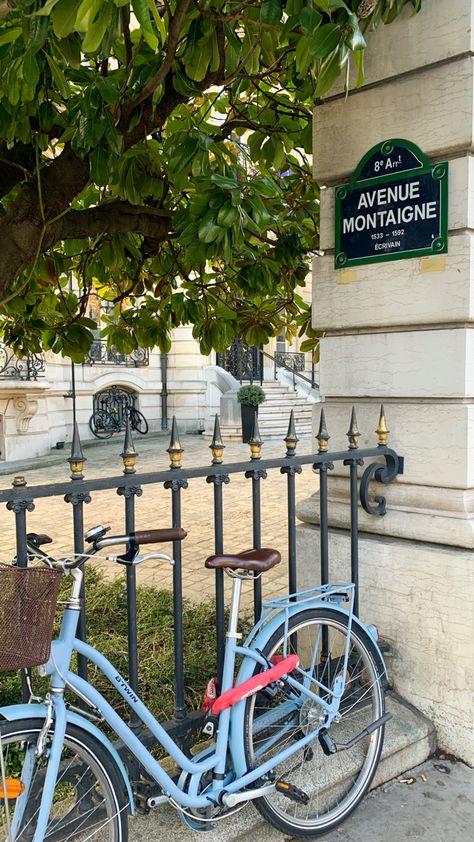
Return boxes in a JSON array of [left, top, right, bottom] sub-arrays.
[[1, 574, 385, 840]]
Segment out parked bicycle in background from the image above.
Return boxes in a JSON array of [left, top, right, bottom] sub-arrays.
[[89, 405, 149, 440]]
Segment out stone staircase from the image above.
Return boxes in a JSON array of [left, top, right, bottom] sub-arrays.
[[257, 380, 318, 439]]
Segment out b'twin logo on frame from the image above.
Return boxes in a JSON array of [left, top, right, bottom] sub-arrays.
[[114, 674, 139, 704]]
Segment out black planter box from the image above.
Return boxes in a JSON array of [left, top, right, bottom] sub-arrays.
[[241, 404, 258, 443]]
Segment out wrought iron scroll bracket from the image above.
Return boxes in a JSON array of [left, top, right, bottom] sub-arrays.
[[343, 457, 365, 468], [164, 478, 189, 491], [360, 451, 404, 516], [6, 498, 35, 514], [117, 485, 143, 499], [245, 469, 268, 480], [206, 474, 230, 487], [280, 465, 303, 477], [64, 491, 92, 507], [312, 462, 334, 474]]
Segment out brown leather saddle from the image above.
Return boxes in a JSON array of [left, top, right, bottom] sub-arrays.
[[205, 548, 281, 573]]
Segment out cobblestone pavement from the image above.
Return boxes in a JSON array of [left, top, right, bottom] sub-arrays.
[[0, 432, 318, 611]]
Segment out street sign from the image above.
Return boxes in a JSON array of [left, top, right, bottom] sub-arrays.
[[334, 139, 448, 268]]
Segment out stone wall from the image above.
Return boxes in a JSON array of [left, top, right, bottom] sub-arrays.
[[300, 0, 474, 763]]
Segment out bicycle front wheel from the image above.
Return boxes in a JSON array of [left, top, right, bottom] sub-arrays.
[[89, 410, 117, 440], [0, 718, 129, 842], [244, 608, 385, 838], [129, 409, 148, 435]]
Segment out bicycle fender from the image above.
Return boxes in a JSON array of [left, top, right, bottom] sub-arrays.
[[228, 600, 387, 779], [0, 703, 135, 815]]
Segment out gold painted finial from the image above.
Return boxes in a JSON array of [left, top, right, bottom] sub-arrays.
[[248, 415, 263, 461], [209, 414, 225, 465], [347, 406, 361, 450], [121, 415, 138, 473], [284, 409, 299, 456], [167, 416, 183, 469], [68, 422, 86, 479], [376, 404, 389, 446], [316, 407, 330, 453]]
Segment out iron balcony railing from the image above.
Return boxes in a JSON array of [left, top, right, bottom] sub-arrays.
[[0, 342, 45, 381], [85, 340, 149, 367], [260, 348, 319, 391], [0, 406, 402, 752]]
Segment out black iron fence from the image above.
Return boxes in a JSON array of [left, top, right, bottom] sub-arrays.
[[85, 340, 149, 367], [0, 342, 45, 381], [0, 406, 402, 750]]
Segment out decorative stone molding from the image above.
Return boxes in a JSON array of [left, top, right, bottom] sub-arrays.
[[13, 396, 39, 434]]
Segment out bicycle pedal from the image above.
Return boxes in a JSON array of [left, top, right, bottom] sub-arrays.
[[201, 714, 218, 737], [275, 780, 309, 805]]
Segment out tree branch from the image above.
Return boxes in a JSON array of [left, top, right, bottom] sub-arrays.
[[55, 202, 172, 242], [124, 0, 191, 118], [0, 1, 15, 20]]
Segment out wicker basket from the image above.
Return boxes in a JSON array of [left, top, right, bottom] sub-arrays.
[[0, 563, 62, 671]]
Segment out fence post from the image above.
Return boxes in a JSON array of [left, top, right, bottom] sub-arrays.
[[206, 415, 229, 685], [7, 475, 34, 701], [281, 411, 301, 599], [64, 423, 91, 682], [165, 418, 188, 723], [117, 418, 143, 697], [246, 416, 266, 622]]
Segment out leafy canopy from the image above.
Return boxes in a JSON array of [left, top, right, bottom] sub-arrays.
[[0, 0, 421, 361]]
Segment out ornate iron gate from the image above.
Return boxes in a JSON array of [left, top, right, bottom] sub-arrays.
[[216, 338, 263, 383], [92, 386, 137, 431]]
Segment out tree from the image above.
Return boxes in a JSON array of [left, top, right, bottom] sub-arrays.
[[0, 0, 420, 360]]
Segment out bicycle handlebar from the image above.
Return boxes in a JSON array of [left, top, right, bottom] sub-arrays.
[[94, 527, 187, 550], [25, 526, 187, 571]]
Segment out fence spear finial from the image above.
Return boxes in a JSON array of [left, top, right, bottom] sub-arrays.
[[284, 409, 299, 457], [209, 414, 225, 465], [347, 406, 361, 450], [167, 416, 183, 469], [248, 414, 263, 461], [376, 404, 389, 446], [68, 421, 86, 479], [121, 414, 138, 473], [316, 407, 330, 453]]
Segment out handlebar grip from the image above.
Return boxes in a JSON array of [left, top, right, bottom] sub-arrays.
[[132, 528, 187, 544]]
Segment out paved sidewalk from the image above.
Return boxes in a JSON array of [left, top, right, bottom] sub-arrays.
[[0, 432, 318, 610], [128, 758, 474, 841]]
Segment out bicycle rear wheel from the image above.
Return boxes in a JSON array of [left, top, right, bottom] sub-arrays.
[[244, 608, 385, 837], [129, 409, 148, 435], [0, 718, 129, 841], [89, 410, 116, 440]]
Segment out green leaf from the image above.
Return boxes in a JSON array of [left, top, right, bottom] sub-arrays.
[[82, 3, 112, 52], [147, 0, 166, 44], [295, 35, 312, 76], [132, 0, 158, 50], [45, 53, 71, 98], [0, 28, 21, 47], [299, 7, 323, 36], [51, 0, 79, 39], [309, 23, 341, 59], [75, 0, 102, 32], [35, 0, 61, 16], [315, 47, 342, 97], [261, 0, 283, 25]]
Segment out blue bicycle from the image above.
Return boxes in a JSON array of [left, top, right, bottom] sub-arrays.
[[0, 525, 389, 840]]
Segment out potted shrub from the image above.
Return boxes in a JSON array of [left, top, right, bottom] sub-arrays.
[[237, 385, 266, 443]]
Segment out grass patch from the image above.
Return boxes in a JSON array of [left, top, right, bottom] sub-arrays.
[[0, 568, 249, 720]]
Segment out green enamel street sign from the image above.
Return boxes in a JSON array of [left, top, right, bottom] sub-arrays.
[[334, 139, 448, 269]]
